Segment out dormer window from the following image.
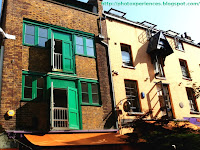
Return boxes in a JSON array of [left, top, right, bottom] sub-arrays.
[[147, 31, 173, 78], [175, 37, 184, 51]]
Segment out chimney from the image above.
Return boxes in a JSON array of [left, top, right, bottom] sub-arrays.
[[184, 32, 188, 38]]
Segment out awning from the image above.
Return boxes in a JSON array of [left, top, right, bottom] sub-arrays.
[[24, 133, 128, 147]]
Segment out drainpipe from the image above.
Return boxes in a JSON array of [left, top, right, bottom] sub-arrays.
[[98, 13, 118, 128], [100, 40, 118, 129], [0, 45, 4, 101]]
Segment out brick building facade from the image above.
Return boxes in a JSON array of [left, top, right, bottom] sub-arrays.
[[0, 0, 117, 148]]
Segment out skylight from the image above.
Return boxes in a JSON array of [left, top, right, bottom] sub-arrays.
[[140, 21, 157, 29], [77, 0, 88, 3], [108, 8, 126, 17], [165, 30, 179, 36]]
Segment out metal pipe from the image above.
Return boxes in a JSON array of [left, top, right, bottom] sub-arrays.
[[0, 46, 4, 101]]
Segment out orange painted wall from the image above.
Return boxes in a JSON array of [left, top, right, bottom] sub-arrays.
[[106, 18, 200, 132]]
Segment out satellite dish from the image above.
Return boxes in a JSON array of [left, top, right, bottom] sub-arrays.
[[123, 101, 131, 112]]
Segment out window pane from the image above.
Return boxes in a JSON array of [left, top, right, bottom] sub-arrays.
[[81, 83, 88, 92], [81, 83, 89, 103], [24, 88, 32, 99], [86, 47, 94, 56], [121, 51, 131, 63], [76, 36, 83, 45], [177, 41, 184, 50], [25, 24, 35, 35], [82, 93, 89, 103], [39, 27, 48, 37], [76, 45, 84, 54], [92, 94, 99, 103], [86, 38, 93, 47], [92, 84, 98, 93], [25, 76, 32, 87], [25, 35, 35, 45], [38, 37, 48, 47]]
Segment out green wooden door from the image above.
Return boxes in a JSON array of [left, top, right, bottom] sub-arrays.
[[68, 87, 80, 129], [62, 41, 74, 73]]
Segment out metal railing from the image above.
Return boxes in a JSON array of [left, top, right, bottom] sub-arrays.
[[54, 53, 62, 70], [53, 107, 68, 128]]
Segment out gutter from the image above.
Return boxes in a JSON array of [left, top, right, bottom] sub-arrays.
[[100, 40, 118, 129]]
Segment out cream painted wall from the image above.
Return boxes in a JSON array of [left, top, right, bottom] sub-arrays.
[[106, 19, 200, 125]]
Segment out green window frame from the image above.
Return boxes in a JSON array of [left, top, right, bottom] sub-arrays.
[[80, 82, 100, 105], [22, 72, 45, 101], [23, 23, 50, 47], [75, 35, 95, 57]]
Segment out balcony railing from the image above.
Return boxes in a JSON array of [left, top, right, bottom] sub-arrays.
[[53, 53, 62, 70], [52, 107, 68, 129]]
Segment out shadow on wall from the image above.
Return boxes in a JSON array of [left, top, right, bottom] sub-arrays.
[[103, 110, 116, 129], [16, 99, 49, 131], [146, 83, 163, 119], [28, 47, 51, 73], [134, 40, 155, 82]]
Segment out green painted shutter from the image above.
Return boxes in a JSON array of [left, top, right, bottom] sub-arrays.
[[68, 87, 79, 129], [62, 41, 73, 73]]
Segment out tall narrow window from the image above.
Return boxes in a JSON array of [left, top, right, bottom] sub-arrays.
[[76, 36, 84, 55], [186, 88, 198, 112], [81, 82, 89, 103], [154, 56, 165, 78], [24, 75, 33, 99], [121, 44, 133, 67], [24, 24, 35, 45], [175, 38, 184, 51], [91, 83, 99, 104], [124, 80, 141, 112], [38, 27, 48, 47], [86, 38, 94, 56], [156, 83, 173, 119], [179, 59, 190, 78]]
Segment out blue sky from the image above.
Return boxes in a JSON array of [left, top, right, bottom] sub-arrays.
[[0, 0, 199, 43], [83, 0, 200, 43]]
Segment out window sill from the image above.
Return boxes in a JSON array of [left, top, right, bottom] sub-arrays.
[[155, 76, 166, 80], [190, 111, 200, 115], [23, 43, 47, 49], [182, 76, 192, 81], [127, 112, 144, 116], [75, 54, 96, 58], [175, 48, 185, 52], [21, 99, 33, 102], [81, 103, 101, 107], [122, 64, 136, 69]]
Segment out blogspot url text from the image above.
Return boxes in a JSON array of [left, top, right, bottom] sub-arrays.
[[102, 2, 200, 6]]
